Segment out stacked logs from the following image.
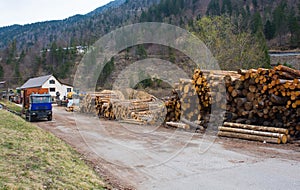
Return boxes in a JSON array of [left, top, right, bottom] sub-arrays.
[[80, 90, 165, 125], [163, 75, 210, 125], [163, 69, 235, 127], [192, 69, 212, 109], [163, 65, 300, 139], [218, 122, 289, 144], [163, 89, 181, 122], [80, 90, 122, 116], [113, 98, 165, 125], [226, 65, 300, 138]]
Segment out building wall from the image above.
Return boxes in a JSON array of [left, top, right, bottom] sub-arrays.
[[41, 76, 72, 100], [62, 84, 73, 98]]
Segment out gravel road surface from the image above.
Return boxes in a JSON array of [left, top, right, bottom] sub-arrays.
[[35, 106, 300, 189]]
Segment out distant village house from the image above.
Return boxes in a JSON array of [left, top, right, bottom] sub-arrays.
[[20, 75, 73, 101]]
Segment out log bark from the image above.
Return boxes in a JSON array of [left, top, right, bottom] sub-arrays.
[[166, 122, 190, 130], [275, 65, 300, 78], [219, 126, 288, 144], [223, 122, 289, 135], [218, 131, 281, 144]]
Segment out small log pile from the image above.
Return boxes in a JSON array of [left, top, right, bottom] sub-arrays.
[[112, 98, 165, 125], [80, 90, 122, 116], [80, 89, 165, 125], [226, 65, 300, 138], [218, 122, 289, 144]]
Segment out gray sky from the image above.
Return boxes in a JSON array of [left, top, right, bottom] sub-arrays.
[[0, 0, 113, 27]]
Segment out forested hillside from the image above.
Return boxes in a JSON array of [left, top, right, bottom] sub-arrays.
[[0, 0, 299, 87]]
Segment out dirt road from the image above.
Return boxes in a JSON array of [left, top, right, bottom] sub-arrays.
[[35, 106, 300, 189]]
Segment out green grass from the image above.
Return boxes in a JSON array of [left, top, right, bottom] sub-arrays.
[[0, 99, 22, 113], [0, 110, 106, 189]]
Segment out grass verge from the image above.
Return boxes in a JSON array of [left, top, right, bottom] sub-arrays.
[[0, 109, 105, 189], [0, 99, 22, 113]]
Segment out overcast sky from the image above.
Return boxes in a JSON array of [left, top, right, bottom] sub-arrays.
[[0, 0, 113, 27]]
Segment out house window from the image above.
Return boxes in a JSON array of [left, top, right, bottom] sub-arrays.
[[67, 88, 72, 92], [49, 88, 56, 92], [49, 80, 55, 84]]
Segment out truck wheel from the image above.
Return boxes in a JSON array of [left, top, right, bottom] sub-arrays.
[[28, 115, 33, 122], [47, 115, 52, 121]]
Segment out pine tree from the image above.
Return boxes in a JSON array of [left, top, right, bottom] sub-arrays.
[[206, 0, 220, 16], [287, 9, 300, 48], [0, 65, 3, 79], [221, 0, 233, 16], [251, 12, 263, 34], [264, 20, 276, 40], [272, 1, 288, 46]]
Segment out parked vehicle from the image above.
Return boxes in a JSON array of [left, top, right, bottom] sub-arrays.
[[23, 88, 52, 122]]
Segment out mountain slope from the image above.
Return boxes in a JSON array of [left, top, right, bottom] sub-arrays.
[[0, 0, 299, 87]]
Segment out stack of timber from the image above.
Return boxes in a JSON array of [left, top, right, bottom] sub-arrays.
[[163, 89, 181, 122], [163, 69, 236, 128], [113, 98, 165, 125], [163, 65, 300, 139], [165, 72, 211, 128], [218, 122, 289, 144], [80, 90, 123, 115], [80, 89, 165, 125], [226, 65, 300, 138]]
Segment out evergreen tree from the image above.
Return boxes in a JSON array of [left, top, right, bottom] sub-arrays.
[[287, 9, 300, 48], [251, 12, 263, 34], [206, 0, 220, 16], [252, 0, 258, 8], [0, 65, 3, 79], [272, 1, 288, 45], [264, 20, 276, 40], [221, 0, 233, 16]]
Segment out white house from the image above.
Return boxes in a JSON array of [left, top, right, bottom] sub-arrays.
[[20, 75, 73, 100]]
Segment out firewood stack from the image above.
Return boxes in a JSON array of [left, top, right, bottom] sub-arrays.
[[226, 65, 300, 138]]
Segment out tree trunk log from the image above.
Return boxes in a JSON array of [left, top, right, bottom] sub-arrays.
[[218, 131, 281, 144], [223, 122, 289, 135], [219, 126, 288, 144]]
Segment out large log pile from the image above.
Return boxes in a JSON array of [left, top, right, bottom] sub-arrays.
[[226, 65, 300, 138], [163, 69, 235, 128], [163, 65, 300, 139], [163, 76, 210, 128], [78, 65, 299, 142]]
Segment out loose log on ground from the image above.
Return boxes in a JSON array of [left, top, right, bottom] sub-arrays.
[[218, 131, 282, 144], [223, 122, 289, 135], [218, 126, 288, 144], [166, 122, 190, 130]]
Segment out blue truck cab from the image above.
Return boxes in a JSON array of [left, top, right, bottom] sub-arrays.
[[26, 94, 52, 122]]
